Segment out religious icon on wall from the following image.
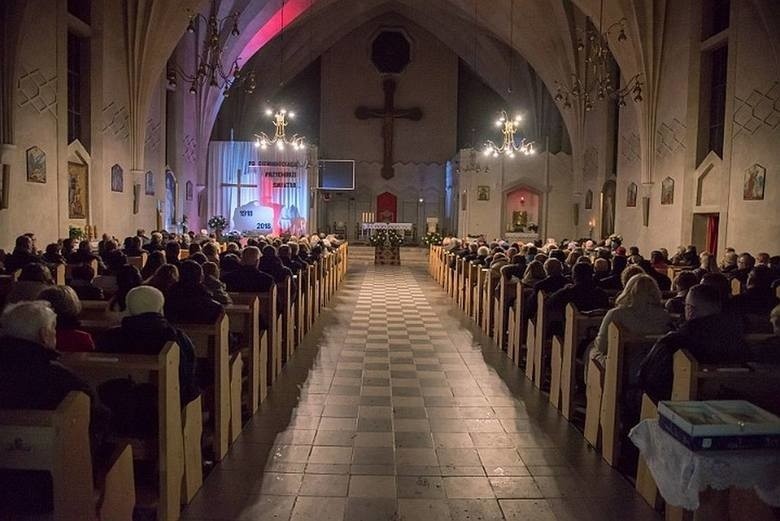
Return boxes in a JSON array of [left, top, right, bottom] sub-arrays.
[[145, 171, 155, 195], [110, 164, 123, 192], [743, 164, 766, 201], [67, 162, 88, 219], [186, 180, 193, 201], [477, 186, 490, 201], [26, 146, 46, 183], [661, 177, 675, 205], [627, 182, 637, 207], [585, 189, 593, 210], [165, 170, 177, 226]]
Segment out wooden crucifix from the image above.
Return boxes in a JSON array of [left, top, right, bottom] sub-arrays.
[[355, 78, 422, 180]]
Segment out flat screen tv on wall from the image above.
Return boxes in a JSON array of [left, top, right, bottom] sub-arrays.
[[318, 160, 355, 190]]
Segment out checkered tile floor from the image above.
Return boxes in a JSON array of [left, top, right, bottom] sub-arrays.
[[182, 264, 659, 521]]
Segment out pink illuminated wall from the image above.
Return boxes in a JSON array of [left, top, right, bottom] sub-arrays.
[[505, 187, 540, 232]]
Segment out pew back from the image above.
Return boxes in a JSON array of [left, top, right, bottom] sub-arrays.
[[61, 343, 183, 521]]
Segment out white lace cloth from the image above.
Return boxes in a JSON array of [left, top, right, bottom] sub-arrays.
[[629, 419, 780, 510]]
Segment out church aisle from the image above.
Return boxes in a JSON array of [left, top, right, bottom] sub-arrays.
[[181, 264, 660, 521]]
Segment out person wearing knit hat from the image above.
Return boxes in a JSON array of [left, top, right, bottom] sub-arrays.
[[126, 285, 165, 315], [97, 285, 198, 405]]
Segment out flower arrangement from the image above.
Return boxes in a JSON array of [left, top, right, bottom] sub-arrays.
[[369, 229, 404, 248], [422, 231, 443, 246], [68, 226, 85, 241], [207, 215, 228, 232]]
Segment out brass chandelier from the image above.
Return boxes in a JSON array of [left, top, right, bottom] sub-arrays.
[[254, 109, 307, 151], [166, 1, 256, 98], [554, 0, 642, 111], [483, 111, 535, 158]]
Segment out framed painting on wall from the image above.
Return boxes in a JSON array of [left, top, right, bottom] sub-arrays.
[[186, 180, 193, 201], [743, 164, 765, 201], [661, 177, 675, 205], [145, 171, 155, 195], [110, 164, 123, 192], [585, 189, 593, 210], [68, 162, 88, 219], [26, 146, 46, 183], [477, 186, 490, 201], [627, 182, 637, 207]]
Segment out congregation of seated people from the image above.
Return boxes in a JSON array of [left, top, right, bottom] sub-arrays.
[[432, 237, 780, 492], [0, 229, 344, 517], [439, 234, 780, 430]]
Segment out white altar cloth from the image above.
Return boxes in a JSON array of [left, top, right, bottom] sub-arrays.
[[361, 222, 413, 232], [629, 419, 780, 510]]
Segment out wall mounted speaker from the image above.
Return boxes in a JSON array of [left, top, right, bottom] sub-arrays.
[[642, 196, 650, 227], [573, 203, 580, 226]]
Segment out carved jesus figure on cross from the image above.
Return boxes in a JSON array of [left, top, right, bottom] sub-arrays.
[[355, 78, 422, 180]]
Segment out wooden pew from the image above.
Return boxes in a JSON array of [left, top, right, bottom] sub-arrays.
[[585, 323, 660, 465], [61, 343, 184, 521], [127, 253, 148, 270], [449, 254, 457, 299], [547, 304, 606, 416], [480, 269, 493, 337], [174, 314, 233, 461], [636, 336, 780, 518], [294, 272, 305, 346], [455, 258, 465, 309], [230, 287, 281, 384], [0, 392, 135, 521], [304, 264, 315, 333], [79, 300, 113, 321], [281, 276, 295, 364], [54, 263, 66, 285], [467, 264, 477, 320], [226, 296, 267, 408], [532, 291, 551, 388], [496, 275, 511, 351], [65, 259, 99, 280], [507, 283, 527, 366]]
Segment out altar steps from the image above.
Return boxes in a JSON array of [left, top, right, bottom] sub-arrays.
[[347, 245, 429, 267]]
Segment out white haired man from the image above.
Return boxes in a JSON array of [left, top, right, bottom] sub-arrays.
[[0, 301, 94, 514], [0, 300, 90, 409]]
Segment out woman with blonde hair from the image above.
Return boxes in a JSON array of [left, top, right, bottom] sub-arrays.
[[589, 274, 672, 372]]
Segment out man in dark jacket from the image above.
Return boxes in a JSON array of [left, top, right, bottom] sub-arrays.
[[0, 301, 94, 514], [731, 265, 779, 316], [259, 245, 297, 305], [527, 258, 569, 319], [3, 235, 43, 274], [223, 246, 276, 293], [597, 255, 628, 290], [639, 259, 672, 291], [67, 264, 105, 301], [546, 263, 610, 337], [98, 286, 198, 405], [0, 301, 90, 409], [729, 253, 755, 287], [638, 284, 747, 404], [164, 261, 223, 324], [279, 244, 304, 275]]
